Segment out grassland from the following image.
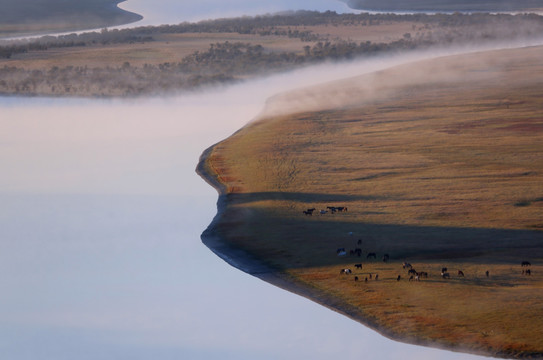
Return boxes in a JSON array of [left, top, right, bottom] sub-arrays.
[[3, 11, 543, 97], [198, 46, 543, 358]]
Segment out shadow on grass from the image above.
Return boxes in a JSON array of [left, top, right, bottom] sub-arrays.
[[225, 191, 385, 204], [203, 192, 543, 274]]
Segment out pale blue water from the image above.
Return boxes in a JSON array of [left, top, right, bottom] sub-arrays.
[[0, 2, 501, 359], [119, 0, 357, 26]]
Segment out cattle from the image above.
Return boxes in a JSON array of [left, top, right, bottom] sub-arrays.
[[418, 271, 428, 278], [525, 269, 532, 276], [367, 252, 377, 259], [486, 270, 490, 277], [408, 268, 417, 275], [355, 263, 362, 269], [375, 274, 379, 281], [365, 277, 368, 282], [354, 276, 359, 282], [402, 262, 412, 269], [522, 261, 531, 267], [369, 273, 373, 280], [340, 268, 352, 275], [397, 275, 401, 281], [442, 272, 450, 279], [441, 267, 448, 273], [458, 270, 465, 277], [337, 206, 347, 212], [303, 210, 312, 216], [382, 253, 390, 262]]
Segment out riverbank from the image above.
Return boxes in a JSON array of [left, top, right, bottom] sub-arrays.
[[0, 0, 142, 38], [196, 45, 543, 358]]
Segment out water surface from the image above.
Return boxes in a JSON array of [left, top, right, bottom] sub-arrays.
[[0, 1, 511, 359], [0, 60, 496, 360]]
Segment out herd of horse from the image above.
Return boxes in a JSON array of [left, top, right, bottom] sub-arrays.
[[338, 252, 535, 282], [303, 206, 536, 282]]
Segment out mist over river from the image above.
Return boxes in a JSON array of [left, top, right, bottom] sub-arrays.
[[0, 1, 508, 359]]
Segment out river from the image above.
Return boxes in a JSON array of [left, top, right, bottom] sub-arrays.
[[0, 1, 499, 359]]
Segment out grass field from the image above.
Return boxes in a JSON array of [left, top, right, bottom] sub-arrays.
[[200, 46, 543, 358]]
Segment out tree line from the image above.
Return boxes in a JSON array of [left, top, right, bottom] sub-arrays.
[[2, 11, 543, 59], [2, 10, 543, 96]]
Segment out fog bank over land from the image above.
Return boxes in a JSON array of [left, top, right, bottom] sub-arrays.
[[257, 38, 543, 120]]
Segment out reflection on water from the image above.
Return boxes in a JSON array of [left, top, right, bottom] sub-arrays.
[[0, 60, 496, 359]]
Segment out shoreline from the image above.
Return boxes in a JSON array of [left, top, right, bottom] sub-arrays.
[[0, 0, 142, 39], [195, 143, 498, 360]]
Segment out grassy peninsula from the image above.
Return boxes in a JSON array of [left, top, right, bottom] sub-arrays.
[[198, 45, 543, 358]]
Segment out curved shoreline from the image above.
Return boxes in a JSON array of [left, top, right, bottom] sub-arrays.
[[0, 0, 142, 38], [195, 143, 497, 360]]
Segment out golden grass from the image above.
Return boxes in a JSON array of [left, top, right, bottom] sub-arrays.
[[203, 45, 543, 358], [1, 20, 430, 69]]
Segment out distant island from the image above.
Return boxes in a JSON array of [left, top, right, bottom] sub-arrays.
[[0, 0, 142, 37], [344, 0, 543, 12]]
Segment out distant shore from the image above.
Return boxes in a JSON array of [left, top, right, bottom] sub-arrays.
[[195, 45, 543, 358], [0, 0, 142, 38]]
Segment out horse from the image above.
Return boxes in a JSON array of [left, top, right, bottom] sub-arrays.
[[458, 270, 465, 277], [355, 263, 362, 269], [521, 261, 531, 267], [367, 252, 377, 259]]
